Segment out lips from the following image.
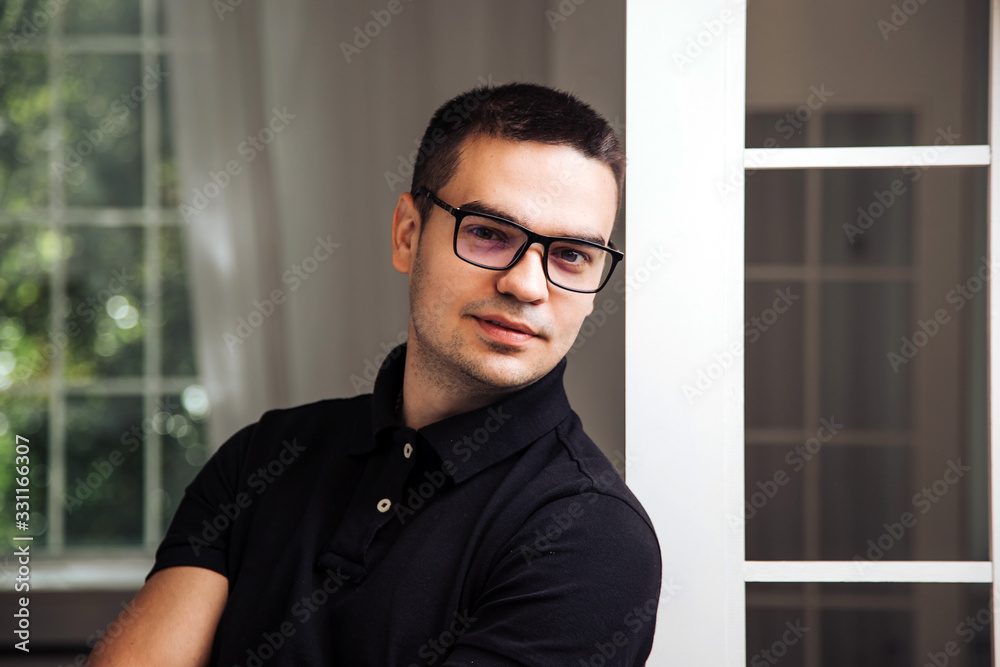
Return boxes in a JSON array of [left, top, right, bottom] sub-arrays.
[[473, 315, 539, 346], [476, 315, 537, 336]]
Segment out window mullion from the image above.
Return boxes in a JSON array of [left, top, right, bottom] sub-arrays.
[[141, 0, 164, 550], [46, 2, 67, 556], [744, 145, 991, 170], [988, 0, 1000, 662]]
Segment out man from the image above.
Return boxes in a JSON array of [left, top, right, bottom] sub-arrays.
[[89, 83, 661, 666]]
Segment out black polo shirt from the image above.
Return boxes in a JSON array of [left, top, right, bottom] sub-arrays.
[[149, 344, 662, 666]]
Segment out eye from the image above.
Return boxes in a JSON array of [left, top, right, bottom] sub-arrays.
[[553, 246, 592, 265], [468, 225, 507, 242]]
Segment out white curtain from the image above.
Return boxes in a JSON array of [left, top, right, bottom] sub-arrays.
[[165, 0, 627, 462]]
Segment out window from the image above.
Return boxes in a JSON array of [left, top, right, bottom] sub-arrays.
[[0, 0, 207, 581], [627, 0, 997, 664]]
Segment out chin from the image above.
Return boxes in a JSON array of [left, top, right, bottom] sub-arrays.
[[465, 351, 559, 391]]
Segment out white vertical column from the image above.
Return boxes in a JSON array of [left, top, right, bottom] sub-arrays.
[[988, 0, 1000, 660], [626, 1, 746, 665]]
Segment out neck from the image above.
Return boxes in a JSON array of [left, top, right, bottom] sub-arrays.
[[399, 338, 513, 431]]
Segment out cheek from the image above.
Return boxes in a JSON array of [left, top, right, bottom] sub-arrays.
[[555, 301, 596, 340]]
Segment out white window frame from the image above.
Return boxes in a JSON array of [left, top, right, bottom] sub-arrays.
[[1, 0, 195, 588], [625, 1, 998, 664]]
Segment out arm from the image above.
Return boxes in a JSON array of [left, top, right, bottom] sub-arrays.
[[440, 493, 663, 666], [87, 566, 228, 667]]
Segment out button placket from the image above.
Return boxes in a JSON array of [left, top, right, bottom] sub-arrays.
[[318, 428, 419, 579]]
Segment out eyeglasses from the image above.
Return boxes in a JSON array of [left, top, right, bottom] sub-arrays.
[[414, 187, 623, 294]]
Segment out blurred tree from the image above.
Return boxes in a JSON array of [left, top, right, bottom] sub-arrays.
[[0, 0, 203, 551]]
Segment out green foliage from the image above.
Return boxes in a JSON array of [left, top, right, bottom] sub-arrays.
[[0, 0, 200, 551]]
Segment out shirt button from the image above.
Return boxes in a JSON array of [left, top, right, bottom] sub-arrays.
[[403, 442, 413, 458], [377, 498, 392, 513]]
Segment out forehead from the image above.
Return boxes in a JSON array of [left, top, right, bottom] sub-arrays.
[[443, 136, 618, 241]]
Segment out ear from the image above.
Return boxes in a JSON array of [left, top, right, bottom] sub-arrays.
[[391, 192, 421, 274]]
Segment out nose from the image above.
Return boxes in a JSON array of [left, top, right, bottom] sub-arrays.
[[495, 243, 549, 303]]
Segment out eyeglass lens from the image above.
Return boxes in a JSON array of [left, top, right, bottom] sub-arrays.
[[456, 214, 612, 292]]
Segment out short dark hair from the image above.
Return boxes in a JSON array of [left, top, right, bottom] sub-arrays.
[[410, 82, 624, 229]]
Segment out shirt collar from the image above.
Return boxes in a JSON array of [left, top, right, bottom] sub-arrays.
[[355, 343, 572, 484]]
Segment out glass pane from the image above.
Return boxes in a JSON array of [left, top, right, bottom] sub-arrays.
[[64, 226, 145, 379], [822, 168, 913, 267], [745, 445, 804, 560], [820, 445, 912, 560], [748, 583, 992, 666], [0, 52, 50, 211], [61, 55, 144, 207], [160, 226, 196, 375], [821, 282, 910, 430], [63, 0, 140, 35], [0, 0, 56, 41], [160, 54, 178, 208], [0, 225, 58, 386], [65, 395, 143, 546], [824, 111, 914, 148], [747, 111, 810, 151], [747, 0, 988, 146], [156, 0, 165, 35], [745, 281, 804, 428], [746, 605, 808, 666], [159, 391, 209, 528], [0, 396, 49, 547], [747, 166, 986, 558], [746, 170, 806, 264]]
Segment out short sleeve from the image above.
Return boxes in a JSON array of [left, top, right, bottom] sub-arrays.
[[441, 492, 662, 666], [147, 422, 257, 581]]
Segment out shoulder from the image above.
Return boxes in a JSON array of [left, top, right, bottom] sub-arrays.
[[211, 394, 372, 470], [549, 409, 658, 538], [496, 408, 661, 578], [256, 394, 371, 430]]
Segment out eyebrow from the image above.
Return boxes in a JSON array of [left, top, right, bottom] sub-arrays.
[[460, 199, 609, 247]]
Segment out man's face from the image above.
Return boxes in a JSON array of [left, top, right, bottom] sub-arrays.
[[392, 135, 618, 395]]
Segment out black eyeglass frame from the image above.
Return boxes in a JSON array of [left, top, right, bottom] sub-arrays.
[[414, 187, 624, 294]]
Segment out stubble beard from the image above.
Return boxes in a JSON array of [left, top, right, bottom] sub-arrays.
[[407, 251, 546, 398]]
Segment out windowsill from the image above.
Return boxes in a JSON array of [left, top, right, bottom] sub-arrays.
[[2, 553, 153, 591]]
